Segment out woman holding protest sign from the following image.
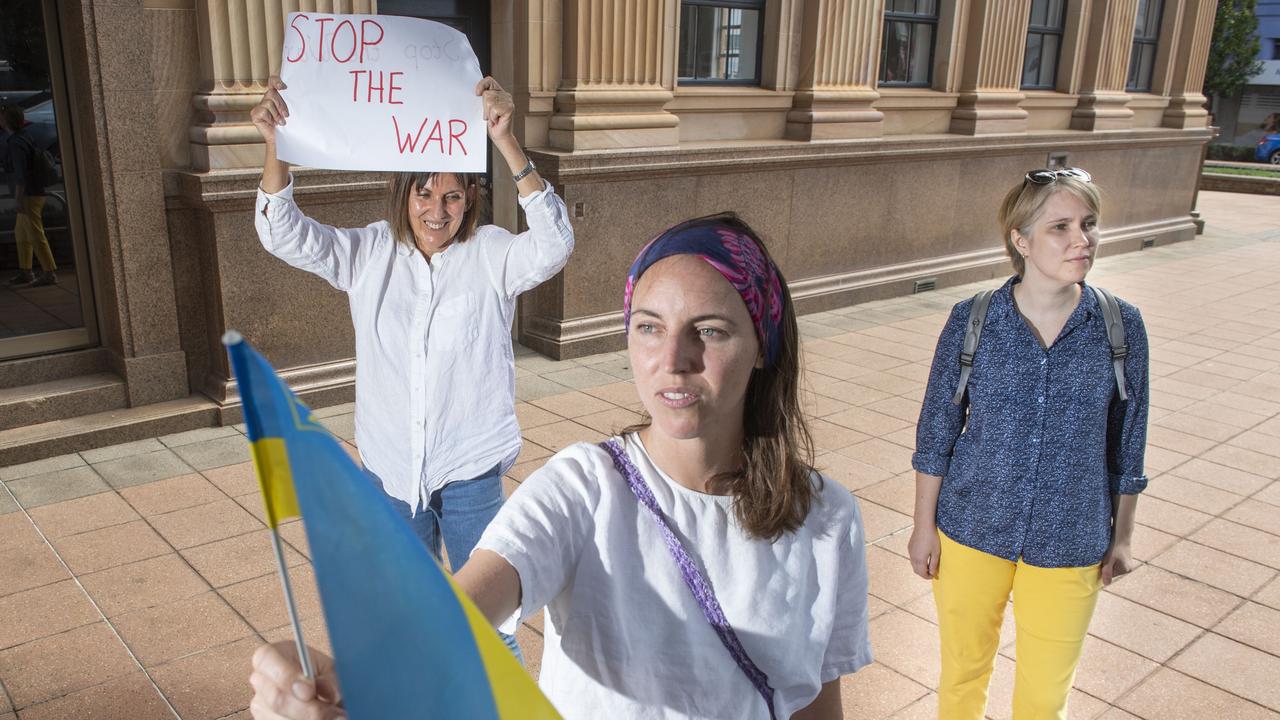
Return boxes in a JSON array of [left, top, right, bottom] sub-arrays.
[[247, 214, 872, 720], [250, 74, 573, 659]]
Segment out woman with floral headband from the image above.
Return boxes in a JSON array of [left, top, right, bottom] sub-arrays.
[[247, 214, 872, 720], [909, 168, 1149, 720]]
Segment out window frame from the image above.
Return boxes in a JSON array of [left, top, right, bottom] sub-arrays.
[[677, 0, 767, 87], [1125, 0, 1164, 93], [877, 1, 940, 89], [1020, 0, 1068, 90]]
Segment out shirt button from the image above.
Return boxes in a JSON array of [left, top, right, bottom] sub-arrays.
[[1038, 396, 1044, 403], [1041, 358, 1047, 366]]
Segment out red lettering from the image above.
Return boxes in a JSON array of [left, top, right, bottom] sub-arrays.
[[332, 19, 357, 63], [367, 71, 385, 103], [287, 14, 309, 63], [349, 70, 365, 102], [393, 115, 431, 154], [448, 119, 467, 156], [314, 17, 334, 61], [360, 20, 384, 62], [424, 120, 445, 153], [388, 71, 404, 105]]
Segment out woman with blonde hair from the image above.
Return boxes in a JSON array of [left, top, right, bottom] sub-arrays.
[[247, 214, 872, 720], [908, 168, 1149, 719]]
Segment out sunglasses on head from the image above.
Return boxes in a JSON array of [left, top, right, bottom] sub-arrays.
[[1024, 167, 1092, 185]]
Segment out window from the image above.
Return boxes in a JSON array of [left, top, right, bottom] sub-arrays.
[[678, 0, 763, 84], [879, 0, 938, 87], [1126, 0, 1163, 92], [1272, 38, 1280, 61], [1021, 0, 1066, 89]]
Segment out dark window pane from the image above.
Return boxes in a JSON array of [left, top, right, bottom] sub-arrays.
[[1039, 32, 1060, 87], [1139, 42, 1156, 89], [1023, 32, 1044, 87], [1030, 0, 1047, 27], [1145, 0, 1163, 38], [1046, 0, 1065, 27], [891, 0, 915, 13], [915, 0, 937, 15], [880, 21, 910, 83], [909, 22, 932, 83], [1134, 0, 1149, 36], [677, 3, 760, 82], [678, 5, 698, 78]]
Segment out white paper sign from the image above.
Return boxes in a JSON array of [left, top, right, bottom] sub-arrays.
[[275, 13, 485, 173]]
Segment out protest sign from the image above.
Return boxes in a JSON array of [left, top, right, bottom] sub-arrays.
[[275, 13, 485, 173]]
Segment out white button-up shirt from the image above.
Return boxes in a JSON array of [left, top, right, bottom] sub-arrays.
[[254, 176, 575, 512]]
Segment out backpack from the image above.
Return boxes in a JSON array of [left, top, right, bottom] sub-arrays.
[[951, 285, 1128, 405], [11, 133, 56, 193]]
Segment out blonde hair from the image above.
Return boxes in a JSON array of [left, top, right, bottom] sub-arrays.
[[386, 172, 486, 248], [998, 176, 1101, 275]]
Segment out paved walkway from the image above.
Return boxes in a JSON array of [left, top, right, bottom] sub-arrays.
[[1, 191, 1278, 719]]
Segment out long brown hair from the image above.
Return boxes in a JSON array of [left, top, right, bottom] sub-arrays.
[[625, 214, 817, 541], [386, 171, 486, 248]]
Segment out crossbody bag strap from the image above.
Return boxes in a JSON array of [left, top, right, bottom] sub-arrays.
[[1090, 285, 1129, 402], [952, 289, 995, 405], [598, 438, 779, 720]]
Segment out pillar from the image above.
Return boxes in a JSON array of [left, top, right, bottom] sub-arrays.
[[1163, 0, 1215, 128], [950, 0, 1033, 134], [1071, 0, 1139, 130], [785, 0, 884, 140]]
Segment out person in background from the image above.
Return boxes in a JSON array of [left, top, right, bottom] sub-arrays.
[[1, 103, 57, 287]]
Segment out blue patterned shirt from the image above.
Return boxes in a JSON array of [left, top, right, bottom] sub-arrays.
[[912, 277, 1149, 568]]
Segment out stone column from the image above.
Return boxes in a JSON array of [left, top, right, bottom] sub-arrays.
[[1071, 0, 1139, 130], [548, 0, 679, 150], [1162, 0, 1214, 128], [949, 0, 1032, 134], [512, 0, 563, 149], [784, 0, 884, 140], [189, 0, 375, 170]]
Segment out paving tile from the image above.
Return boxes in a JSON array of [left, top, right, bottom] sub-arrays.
[[837, 662, 929, 720], [513, 402, 562, 429], [571, 406, 645, 436], [1150, 540, 1276, 598], [1189, 518, 1280, 570], [809, 419, 873, 452], [16, 674, 174, 719], [1212, 601, 1280, 657], [317, 413, 356, 441], [92, 450, 194, 490], [0, 580, 99, 651], [540, 365, 620, 390], [1168, 633, 1280, 711], [1257, 481, 1280, 507], [817, 452, 895, 492], [201, 462, 258, 497], [218, 565, 323, 633], [514, 440, 553, 466], [78, 439, 166, 465], [520, 420, 606, 454], [158, 426, 240, 448], [149, 498, 264, 550], [49, 520, 171, 575], [1145, 474, 1243, 516], [813, 380, 895, 406], [80, 554, 210, 617], [0, 492, 14, 516], [868, 609, 940, 691], [0, 542, 67, 599], [0, 622, 134, 709], [837, 438, 914, 474], [0, 513, 43, 552], [261, 616, 333, 659], [113, 591, 254, 667], [1229, 430, 1280, 459], [514, 375, 573, 402], [1117, 667, 1280, 720], [1200, 444, 1280, 480], [579, 381, 644, 411], [528, 390, 614, 419], [149, 636, 258, 720], [1145, 426, 1218, 456], [858, 501, 913, 544], [180, 529, 306, 588], [1168, 458, 1270, 496], [855, 474, 917, 516], [1129, 523, 1179, 563], [1133, 495, 1214, 537], [26, 491, 139, 539], [1105, 565, 1241, 628], [1069, 632, 1160, 703], [118, 474, 225, 517], [1223, 498, 1280, 536], [515, 623, 544, 682], [801, 389, 851, 418], [865, 545, 931, 607], [1085, 589, 1203, 661], [1254, 575, 1280, 611], [887, 693, 936, 719], [0, 454, 83, 482], [170, 436, 252, 471], [4, 466, 109, 509], [825, 406, 912, 438]]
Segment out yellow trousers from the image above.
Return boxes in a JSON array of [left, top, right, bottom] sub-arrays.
[[933, 530, 1101, 720], [16, 196, 55, 272]]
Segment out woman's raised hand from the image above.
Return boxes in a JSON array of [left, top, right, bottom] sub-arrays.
[[475, 76, 515, 145], [907, 523, 941, 580], [250, 78, 291, 144], [248, 641, 344, 720]]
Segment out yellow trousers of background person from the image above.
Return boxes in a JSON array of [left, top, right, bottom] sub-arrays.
[[933, 530, 1101, 720], [16, 196, 56, 272]]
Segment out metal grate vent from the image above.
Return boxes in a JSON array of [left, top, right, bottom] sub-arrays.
[[1141, 237, 1155, 249], [913, 278, 938, 293]]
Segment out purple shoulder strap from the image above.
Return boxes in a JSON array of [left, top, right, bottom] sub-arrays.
[[599, 438, 778, 720]]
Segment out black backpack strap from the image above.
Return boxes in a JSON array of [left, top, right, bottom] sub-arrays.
[[952, 289, 995, 405], [1090, 285, 1128, 402]]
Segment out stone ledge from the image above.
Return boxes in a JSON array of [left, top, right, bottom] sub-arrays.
[[1199, 173, 1280, 196]]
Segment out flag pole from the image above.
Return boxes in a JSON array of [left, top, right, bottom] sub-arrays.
[[270, 525, 316, 681]]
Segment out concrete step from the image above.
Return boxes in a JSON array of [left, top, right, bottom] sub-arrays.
[[0, 373, 128, 431], [0, 348, 108, 390], [0, 395, 220, 466]]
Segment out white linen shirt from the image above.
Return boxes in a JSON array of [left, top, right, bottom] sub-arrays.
[[253, 176, 574, 512], [476, 435, 873, 720]]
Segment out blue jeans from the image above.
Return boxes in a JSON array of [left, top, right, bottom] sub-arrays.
[[368, 465, 523, 663]]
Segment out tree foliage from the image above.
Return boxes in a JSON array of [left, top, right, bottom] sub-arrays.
[[1205, 0, 1264, 98]]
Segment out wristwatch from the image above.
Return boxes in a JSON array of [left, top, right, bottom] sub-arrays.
[[513, 159, 536, 182]]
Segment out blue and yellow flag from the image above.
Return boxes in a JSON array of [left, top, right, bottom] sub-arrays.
[[226, 332, 561, 719]]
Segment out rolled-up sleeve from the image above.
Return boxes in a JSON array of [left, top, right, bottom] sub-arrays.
[[254, 175, 373, 292], [1107, 304, 1150, 495], [912, 302, 971, 477], [493, 180, 575, 298]]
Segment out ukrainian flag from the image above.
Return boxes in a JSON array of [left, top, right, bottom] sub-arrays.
[[226, 332, 561, 719]]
